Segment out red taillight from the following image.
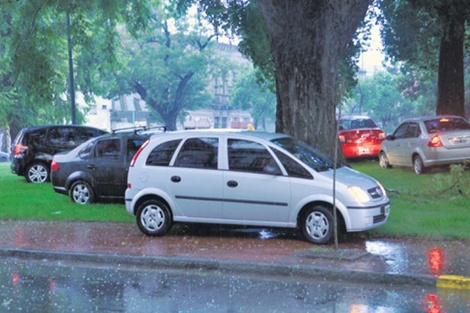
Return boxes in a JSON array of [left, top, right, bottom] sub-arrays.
[[338, 134, 346, 143], [130, 139, 149, 167], [428, 135, 443, 147], [14, 143, 28, 156], [51, 160, 60, 172], [378, 132, 386, 140]]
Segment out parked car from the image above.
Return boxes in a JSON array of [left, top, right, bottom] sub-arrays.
[[379, 115, 470, 174], [338, 116, 386, 159], [11, 125, 107, 183], [51, 129, 155, 204], [0, 151, 9, 162], [125, 130, 390, 244]]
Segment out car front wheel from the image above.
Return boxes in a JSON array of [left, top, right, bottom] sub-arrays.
[[136, 199, 172, 236], [26, 162, 49, 183], [413, 155, 425, 175], [379, 152, 392, 169], [70, 181, 95, 204], [300, 205, 334, 244]]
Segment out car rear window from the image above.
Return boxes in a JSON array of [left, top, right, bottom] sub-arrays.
[[339, 118, 377, 130], [424, 118, 470, 133]]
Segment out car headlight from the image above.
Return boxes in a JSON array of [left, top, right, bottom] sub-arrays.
[[347, 186, 371, 203]]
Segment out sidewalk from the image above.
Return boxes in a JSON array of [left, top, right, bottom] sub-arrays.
[[0, 220, 469, 289]]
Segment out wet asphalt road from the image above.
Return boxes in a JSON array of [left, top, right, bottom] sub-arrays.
[[2, 257, 470, 313]]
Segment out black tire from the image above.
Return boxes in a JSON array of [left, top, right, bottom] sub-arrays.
[[25, 162, 49, 183], [413, 155, 425, 175], [379, 152, 392, 169], [136, 199, 172, 236], [300, 205, 334, 244], [70, 180, 95, 204]]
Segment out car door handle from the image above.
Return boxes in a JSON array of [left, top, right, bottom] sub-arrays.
[[86, 164, 96, 170], [171, 176, 181, 183], [227, 180, 238, 188]]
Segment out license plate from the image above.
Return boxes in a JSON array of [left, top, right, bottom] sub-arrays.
[[358, 147, 369, 154]]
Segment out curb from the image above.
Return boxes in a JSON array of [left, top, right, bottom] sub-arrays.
[[437, 275, 470, 290], [0, 248, 437, 288]]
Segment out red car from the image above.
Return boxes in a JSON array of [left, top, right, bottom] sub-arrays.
[[338, 116, 385, 159]]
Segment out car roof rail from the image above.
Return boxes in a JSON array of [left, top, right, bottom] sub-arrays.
[[111, 125, 167, 135], [111, 126, 146, 134]]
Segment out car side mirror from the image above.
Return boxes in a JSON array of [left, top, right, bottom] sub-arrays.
[[386, 134, 394, 141]]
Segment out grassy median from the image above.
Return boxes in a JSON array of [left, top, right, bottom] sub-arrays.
[[1, 161, 469, 239], [0, 163, 132, 223]]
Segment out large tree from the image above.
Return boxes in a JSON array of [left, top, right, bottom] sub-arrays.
[[0, 0, 152, 138], [379, 0, 470, 117], [110, 11, 218, 130], [178, 0, 372, 158]]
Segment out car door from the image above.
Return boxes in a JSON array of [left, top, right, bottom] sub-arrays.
[[400, 122, 422, 166], [167, 136, 223, 219], [222, 137, 291, 224], [90, 138, 126, 197], [386, 123, 409, 165]]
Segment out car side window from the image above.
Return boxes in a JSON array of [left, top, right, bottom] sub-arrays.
[[127, 138, 146, 160], [95, 139, 120, 160], [228, 139, 281, 175], [272, 148, 312, 179], [393, 123, 408, 139], [78, 142, 94, 159], [174, 137, 218, 169], [405, 123, 421, 138], [146, 139, 182, 166]]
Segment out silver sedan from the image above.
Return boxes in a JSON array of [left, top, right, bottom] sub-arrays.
[[379, 115, 470, 174]]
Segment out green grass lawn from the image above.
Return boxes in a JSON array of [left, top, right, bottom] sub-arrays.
[[0, 163, 133, 223], [1, 160, 469, 239]]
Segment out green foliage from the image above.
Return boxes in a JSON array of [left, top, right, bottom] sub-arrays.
[[230, 66, 276, 130], [109, 8, 219, 130], [0, 0, 153, 130]]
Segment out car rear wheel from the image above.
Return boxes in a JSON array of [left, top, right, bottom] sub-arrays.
[[136, 199, 172, 236], [26, 162, 49, 183], [300, 205, 334, 244], [70, 181, 95, 204], [413, 155, 425, 175], [379, 152, 392, 169]]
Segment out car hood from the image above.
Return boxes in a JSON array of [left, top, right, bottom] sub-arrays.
[[321, 166, 380, 189]]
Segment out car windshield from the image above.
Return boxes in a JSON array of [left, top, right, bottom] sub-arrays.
[[271, 137, 343, 172], [339, 118, 377, 130], [424, 117, 470, 133]]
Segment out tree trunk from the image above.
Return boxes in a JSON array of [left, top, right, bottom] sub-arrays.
[[436, 14, 465, 117], [256, 0, 371, 159]]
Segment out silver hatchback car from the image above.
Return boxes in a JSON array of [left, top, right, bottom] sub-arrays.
[[379, 115, 470, 174], [125, 130, 390, 244]]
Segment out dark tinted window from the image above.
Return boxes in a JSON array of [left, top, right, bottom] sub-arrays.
[[393, 123, 408, 139], [424, 117, 470, 133], [174, 137, 218, 169], [339, 118, 377, 130], [127, 138, 146, 160], [78, 141, 94, 159], [272, 148, 312, 179], [146, 139, 181, 166], [228, 139, 280, 174], [404, 123, 421, 138], [95, 139, 120, 160], [27, 129, 47, 145]]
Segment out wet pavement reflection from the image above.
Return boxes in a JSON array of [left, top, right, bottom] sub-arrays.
[[2, 258, 470, 312]]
